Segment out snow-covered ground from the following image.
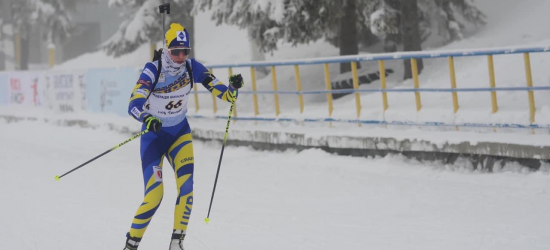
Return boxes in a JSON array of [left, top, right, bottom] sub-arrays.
[[3, 1, 550, 249], [2, 119, 550, 250]]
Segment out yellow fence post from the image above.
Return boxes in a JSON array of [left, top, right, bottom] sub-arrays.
[[411, 58, 422, 111], [378, 60, 389, 111], [324, 63, 334, 127], [250, 67, 259, 116], [487, 55, 498, 114], [229, 67, 237, 123], [294, 65, 305, 114], [209, 68, 218, 114], [14, 32, 21, 70], [323, 63, 334, 117], [271, 66, 281, 116], [448, 57, 459, 113], [351, 62, 362, 125], [523, 53, 536, 125], [48, 43, 55, 68]]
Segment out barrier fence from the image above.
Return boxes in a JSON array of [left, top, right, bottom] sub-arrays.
[[0, 46, 549, 129], [195, 46, 550, 129]]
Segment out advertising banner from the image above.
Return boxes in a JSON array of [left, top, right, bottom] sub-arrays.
[[7, 71, 47, 107], [44, 70, 87, 112], [85, 68, 139, 116]]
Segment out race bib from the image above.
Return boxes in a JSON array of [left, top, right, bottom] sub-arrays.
[[145, 85, 190, 119], [143, 71, 193, 127]]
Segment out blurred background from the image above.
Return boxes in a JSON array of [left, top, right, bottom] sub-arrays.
[[3, 0, 547, 127], [0, 0, 486, 80], [3, 2, 550, 250]]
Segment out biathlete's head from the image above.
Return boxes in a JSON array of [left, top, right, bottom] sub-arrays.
[[165, 23, 191, 64]]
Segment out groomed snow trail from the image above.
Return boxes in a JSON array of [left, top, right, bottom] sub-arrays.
[[1, 120, 549, 250]]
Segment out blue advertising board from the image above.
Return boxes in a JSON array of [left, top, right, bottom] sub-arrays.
[[85, 68, 139, 116]]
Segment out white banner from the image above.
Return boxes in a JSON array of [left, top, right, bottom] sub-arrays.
[[7, 72, 47, 107], [44, 70, 86, 112]]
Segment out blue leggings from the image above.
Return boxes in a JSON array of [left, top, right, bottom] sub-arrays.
[[128, 119, 194, 238]]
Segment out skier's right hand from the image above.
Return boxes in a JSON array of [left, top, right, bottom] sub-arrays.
[[143, 115, 162, 132]]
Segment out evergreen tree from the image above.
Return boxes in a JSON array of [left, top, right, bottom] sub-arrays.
[[432, 0, 486, 42], [102, 0, 194, 57], [368, 0, 485, 50], [0, 0, 12, 70], [367, 0, 484, 79], [4, 0, 76, 69], [370, 0, 401, 52], [401, 0, 423, 80], [196, 0, 317, 53], [197, 0, 485, 77], [339, 0, 359, 73], [196, 0, 380, 73]]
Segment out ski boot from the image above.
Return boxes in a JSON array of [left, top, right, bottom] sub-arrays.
[[123, 233, 141, 250], [169, 230, 186, 250]]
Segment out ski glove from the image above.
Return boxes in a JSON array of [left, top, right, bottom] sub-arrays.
[[143, 115, 162, 132], [229, 74, 244, 89]]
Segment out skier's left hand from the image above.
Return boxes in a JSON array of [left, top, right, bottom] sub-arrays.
[[229, 74, 244, 89]]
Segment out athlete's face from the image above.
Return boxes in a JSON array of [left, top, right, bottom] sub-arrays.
[[169, 46, 190, 64]]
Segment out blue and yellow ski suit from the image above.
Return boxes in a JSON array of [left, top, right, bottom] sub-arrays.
[[126, 57, 237, 239]]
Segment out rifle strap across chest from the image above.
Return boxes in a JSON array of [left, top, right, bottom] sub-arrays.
[[146, 49, 164, 100], [185, 60, 194, 89]]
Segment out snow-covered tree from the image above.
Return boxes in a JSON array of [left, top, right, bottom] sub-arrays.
[[432, 0, 486, 41], [366, 0, 485, 79], [2, 0, 77, 69], [102, 0, 194, 57], [196, 0, 311, 53], [9, 0, 75, 41], [196, 0, 484, 76], [196, 0, 379, 73], [369, 0, 401, 52], [401, 0, 423, 80], [368, 0, 485, 51]]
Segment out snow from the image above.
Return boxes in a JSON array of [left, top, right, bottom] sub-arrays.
[[53, 42, 153, 70], [448, 20, 463, 40], [108, 0, 129, 8], [370, 8, 386, 37], [1, 119, 550, 250], [252, 0, 285, 23], [124, 0, 161, 42], [3, 1, 550, 249]]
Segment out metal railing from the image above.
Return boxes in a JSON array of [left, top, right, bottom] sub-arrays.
[[194, 46, 550, 128]]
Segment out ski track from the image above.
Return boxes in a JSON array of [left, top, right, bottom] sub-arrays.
[[1, 121, 549, 250]]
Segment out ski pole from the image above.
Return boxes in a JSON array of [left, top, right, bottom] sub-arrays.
[[54, 129, 149, 181], [205, 95, 237, 223]]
